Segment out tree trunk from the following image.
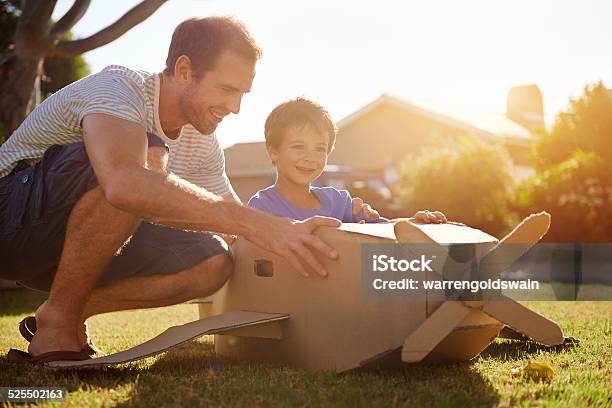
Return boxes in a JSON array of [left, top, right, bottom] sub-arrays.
[[0, 52, 43, 135], [0, 0, 167, 136]]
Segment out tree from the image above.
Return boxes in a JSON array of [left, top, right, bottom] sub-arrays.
[[398, 136, 518, 237], [0, 0, 167, 135], [41, 32, 90, 99], [532, 82, 612, 170], [516, 83, 612, 242]]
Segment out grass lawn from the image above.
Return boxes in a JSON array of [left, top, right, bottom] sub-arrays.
[[0, 290, 610, 407]]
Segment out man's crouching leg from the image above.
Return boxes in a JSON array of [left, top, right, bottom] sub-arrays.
[[29, 185, 140, 357], [25, 135, 169, 357], [79, 252, 233, 320]]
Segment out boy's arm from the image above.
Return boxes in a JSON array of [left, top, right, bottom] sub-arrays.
[[335, 189, 383, 223], [82, 114, 340, 277]]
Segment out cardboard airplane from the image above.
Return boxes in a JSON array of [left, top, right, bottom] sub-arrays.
[[48, 212, 564, 371]]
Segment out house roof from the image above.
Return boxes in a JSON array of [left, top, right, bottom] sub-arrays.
[[337, 93, 533, 141], [224, 93, 535, 176]]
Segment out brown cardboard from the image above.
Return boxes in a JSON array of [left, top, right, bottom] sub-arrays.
[[213, 212, 564, 372], [214, 226, 428, 372]]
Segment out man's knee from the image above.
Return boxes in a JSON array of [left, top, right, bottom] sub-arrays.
[[207, 253, 234, 286], [182, 253, 233, 295]]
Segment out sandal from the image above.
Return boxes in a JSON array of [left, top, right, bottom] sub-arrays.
[[7, 348, 91, 365], [18, 316, 101, 356]]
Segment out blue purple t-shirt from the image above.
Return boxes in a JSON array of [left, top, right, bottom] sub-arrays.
[[248, 185, 387, 223]]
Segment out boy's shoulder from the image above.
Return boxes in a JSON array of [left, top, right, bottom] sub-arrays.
[[251, 185, 276, 197], [248, 185, 277, 207], [312, 186, 351, 201]]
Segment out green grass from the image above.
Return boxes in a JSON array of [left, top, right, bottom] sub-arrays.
[[0, 290, 610, 407]]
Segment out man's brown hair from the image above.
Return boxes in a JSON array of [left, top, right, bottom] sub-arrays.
[[264, 98, 337, 153], [164, 16, 262, 78]]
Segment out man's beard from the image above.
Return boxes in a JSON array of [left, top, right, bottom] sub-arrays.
[[179, 88, 217, 135]]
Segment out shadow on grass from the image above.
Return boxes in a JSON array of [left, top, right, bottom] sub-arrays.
[[0, 340, 219, 398], [481, 338, 578, 361], [112, 342, 501, 407], [0, 355, 142, 394], [1, 337, 504, 406]]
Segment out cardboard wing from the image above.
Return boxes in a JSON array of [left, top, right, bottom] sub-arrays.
[[46, 312, 289, 369]]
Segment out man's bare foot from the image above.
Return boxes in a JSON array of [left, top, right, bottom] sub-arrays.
[[29, 302, 83, 356], [28, 328, 83, 356], [35, 301, 92, 347]]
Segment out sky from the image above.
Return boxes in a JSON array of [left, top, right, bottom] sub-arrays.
[[53, 0, 612, 148]]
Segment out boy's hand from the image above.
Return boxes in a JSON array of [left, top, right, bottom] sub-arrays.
[[351, 197, 380, 223], [411, 210, 447, 224], [246, 215, 341, 278]]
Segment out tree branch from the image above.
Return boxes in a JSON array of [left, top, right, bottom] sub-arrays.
[[16, 0, 58, 48], [18, 0, 58, 31], [49, 0, 167, 57], [49, 0, 91, 39]]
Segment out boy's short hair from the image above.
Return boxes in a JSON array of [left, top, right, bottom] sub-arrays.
[[264, 98, 337, 153], [164, 16, 262, 79]]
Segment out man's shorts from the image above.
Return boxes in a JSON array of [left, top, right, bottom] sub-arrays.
[[0, 135, 230, 292]]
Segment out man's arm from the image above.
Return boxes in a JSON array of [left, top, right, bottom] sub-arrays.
[[222, 184, 243, 206], [82, 114, 340, 277], [217, 188, 243, 246]]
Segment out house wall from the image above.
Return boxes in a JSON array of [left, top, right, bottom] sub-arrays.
[[503, 140, 532, 166], [229, 175, 274, 203], [224, 143, 271, 175], [329, 104, 460, 171], [329, 103, 531, 176]]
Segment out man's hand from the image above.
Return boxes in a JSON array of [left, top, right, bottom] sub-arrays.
[[217, 233, 238, 247], [246, 215, 341, 278], [411, 210, 447, 224], [351, 197, 380, 223]]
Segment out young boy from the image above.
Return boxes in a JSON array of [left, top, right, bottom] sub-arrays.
[[248, 98, 447, 224]]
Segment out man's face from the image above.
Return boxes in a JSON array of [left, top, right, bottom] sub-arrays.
[[180, 50, 256, 134]]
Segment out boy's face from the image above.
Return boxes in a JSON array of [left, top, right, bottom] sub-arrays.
[[268, 124, 329, 186]]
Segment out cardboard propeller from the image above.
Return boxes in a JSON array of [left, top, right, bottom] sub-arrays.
[[47, 213, 564, 371], [399, 212, 564, 363]]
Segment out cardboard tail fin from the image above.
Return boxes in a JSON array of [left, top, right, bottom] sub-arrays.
[[497, 212, 551, 245], [46, 312, 289, 369], [481, 299, 564, 346], [479, 212, 551, 281]]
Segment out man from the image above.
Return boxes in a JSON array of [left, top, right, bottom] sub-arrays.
[[0, 17, 383, 363]]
